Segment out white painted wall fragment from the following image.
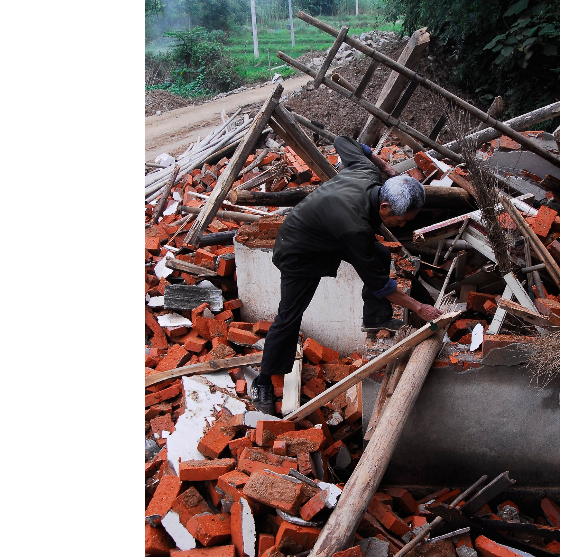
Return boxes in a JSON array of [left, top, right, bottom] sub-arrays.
[[161, 511, 197, 550]]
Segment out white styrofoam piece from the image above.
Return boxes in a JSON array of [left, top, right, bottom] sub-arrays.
[[148, 296, 164, 308], [470, 324, 484, 351], [240, 497, 256, 557], [166, 377, 228, 474], [243, 410, 280, 427], [201, 370, 236, 391], [163, 201, 179, 216], [161, 511, 197, 551], [154, 251, 175, 280], [157, 313, 192, 328], [316, 482, 342, 508]]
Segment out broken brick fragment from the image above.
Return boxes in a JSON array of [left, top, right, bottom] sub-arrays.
[[145, 382, 183, 407], [170, 547, 236, 556], [170, 486, 212, 526], [466, 292, 499, 315], [258, 533, 275, 556], [271, 374, 285, 397], [532, 205, 558, 238], [275, 521, 321, 553], [384, 487, 418, 514], [146, 474, 183, 523], [237, 447, 298, 475], [475, 535, 520, 557], [368, 498, 410, 536], [541, 497, 560, 528], [299, 489, 330, 521], [198, 423, 238, 459], [333, 547, 363, 557], [276, 428, 326, 455], [145, 523, 175, 556], [228, 328, 261, 346], [179, 459, 236, 481], [216, 470, 250, 502], [322, 363, 353, 382], [482, 334, 537, 357], [151, 413, 176, 447], [302, 377, 326, 398], [186, 513, 232, 547], [243, 470, 307, 514], [256, 420, 296, 447]]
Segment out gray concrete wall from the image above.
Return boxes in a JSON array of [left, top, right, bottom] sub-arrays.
[[364, 351, 560, 487]]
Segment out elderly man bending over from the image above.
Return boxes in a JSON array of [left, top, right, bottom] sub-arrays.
[[250, 135, 443, 414]]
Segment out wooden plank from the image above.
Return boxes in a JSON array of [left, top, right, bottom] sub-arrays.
[[152, 164, 180, 224], [183, 84, 283, 248], [354, 58, 379, 98], [180, 206, 261, 223], [447, 170, 477, 198], [229, 185, 318, 206], [497, 298, 559, 331], [281, 343, 303, 416], [358, 27, 430, 145], [296, 12, 560, 168], [285, 311, 460, 422], [165, 258, 217, 277], [313, 25, 349, 88], [503, 272, 548, 335], [164, 284, 224, 312], [271, 104, 338, 182], [287, 110, 337, 142], [145, 353, 264, 387]]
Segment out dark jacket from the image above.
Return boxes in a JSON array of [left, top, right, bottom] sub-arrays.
[[272, 135, 395, 295]]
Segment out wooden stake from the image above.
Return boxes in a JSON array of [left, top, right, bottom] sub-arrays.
[[285, 311, 459, 422], [145, 353, 263, 387], [229, 185, 318, 206], [152, 164, 180, 224], [183, 84, 283, 248]]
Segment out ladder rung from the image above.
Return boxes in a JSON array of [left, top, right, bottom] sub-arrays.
[[428, 113, 448, 141], [313, 26, 349, 89]]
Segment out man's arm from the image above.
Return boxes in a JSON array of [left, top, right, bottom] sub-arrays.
[[385, 288, 443, 322]]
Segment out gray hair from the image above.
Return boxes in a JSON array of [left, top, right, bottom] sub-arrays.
[[379, 175, 425, 215]]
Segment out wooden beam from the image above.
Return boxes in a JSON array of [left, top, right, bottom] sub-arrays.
[[354, 58, 379, 98], [285, 311, 459, 422], [180, 206, 261, 223], [308, 317, 455, 556], [497, 298, 559, 331], [229, 184, 318, 206], [358, 27, 430, 146], [313, 26, 349, 89], [183, 84, 283, 248], [285, 110, 337, 142], [145, 353, 264, 387], [296, 11, 560, 168], [271, 104, 337, 182], [165, 258, 217, 277]]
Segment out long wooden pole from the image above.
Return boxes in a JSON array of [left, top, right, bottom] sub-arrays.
[[296, 11, 559, 168], [308, 328, 451, 556]]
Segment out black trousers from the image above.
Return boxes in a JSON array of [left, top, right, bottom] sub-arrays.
[[260, 273, 393, 376]]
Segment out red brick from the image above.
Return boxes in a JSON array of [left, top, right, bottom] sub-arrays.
[[534, 297, 560, 317], [256, 420, 296, 447], [252, 320, 272, 335], [368, 498, 410, 536], [151, 414, 176, 447], [170, 486, 212, 525], [297, 451, 314, 476], [243, 471, 307, 514], [237, 447, 298, 475], [216, 470, 250, 502], [156, 344, 189, 372], [466, 292, 499, 314], [274, 521, 321, 553], [302, 377, 326, 398], [322, 363, 353, 382], [171, 546, 236, 556], [499, 135, 521, 150], [545, 540, 560, 554], [186, 513, 231, 547], [230, 498, 255, 557], [299, 490, 329, 521], [333, 547, 363, 557], [372, 492, 394, 506], [414, 152, 442, 178], [198, 423, 238, 459], [271, 375, 285, 398], [384, 487, 418, 514], [532, 205, 558, 238], [146, 402, 173, 421], [235, 379, 247, 395], [228, 437, 253, 459], [447, 319, 489, 342], [482, 334, 537, 357], [228, 328, 260, 346], [483, 299, 497, 314], [145, 523, 174, 556], [541, 498, 560, 528], [303, 337, 324, 364], [411, 515, 427, 528], [209, 319, 229, 338], [456, 534, 472, 548], [258, 533, 275, 556], [272, 440, 287, 455], [345, 384, 362, 423], [146, 474, 182, 522], [179, 459, 236, 481], [276, 428, 326, 455], [146, 307, 169, 350], [224, 299, 243, 311], [145, 382, 183, 407], [475, 535, 521, 557], [324, 440, 346, 459]]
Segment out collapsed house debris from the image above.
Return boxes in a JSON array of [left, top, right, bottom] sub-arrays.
[[146, 11, 559, 557]]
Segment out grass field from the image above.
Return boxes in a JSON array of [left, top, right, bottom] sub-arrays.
[[224, 15, 402, 83]]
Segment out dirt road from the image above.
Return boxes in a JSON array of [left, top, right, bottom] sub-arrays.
[[145, 75, 311, 162]]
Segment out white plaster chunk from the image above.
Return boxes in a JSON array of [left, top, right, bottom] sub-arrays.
[[155, 153, 175, 166], [166, 377, 227, 474], [243, 410, 280, 427], [429, 176, 453, 187], [161, 511, 197, 551], [317, 482, 342, 508], [157, 313, 192, 328], [148, 296, 164, 308], [240, 497, 256, 557], [173, 191, 183, 202], [154, 251, 175, 279], [163, 201, 179, 216], [223, 396, 247, 416], [161, 430, 170, 438], [470, 323, 484, 351], [326, 412, 344, 426], [202, 370, 236, 390]]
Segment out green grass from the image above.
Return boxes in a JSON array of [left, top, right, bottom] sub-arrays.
[[225, 15, 402, 83]]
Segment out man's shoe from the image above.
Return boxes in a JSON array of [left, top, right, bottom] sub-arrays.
[[249, 377, 276, 415], [361, 318, 405, 332]]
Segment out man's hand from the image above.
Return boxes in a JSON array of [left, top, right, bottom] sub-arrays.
[[415, 304, 443, 322]]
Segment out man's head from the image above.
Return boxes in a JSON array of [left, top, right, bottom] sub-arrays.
[[378, 175, 425, 227]]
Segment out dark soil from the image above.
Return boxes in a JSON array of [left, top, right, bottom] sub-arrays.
[[145, 89, 191, 116]]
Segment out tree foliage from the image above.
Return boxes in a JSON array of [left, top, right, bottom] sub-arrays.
[[382, 0, 559, 124]]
